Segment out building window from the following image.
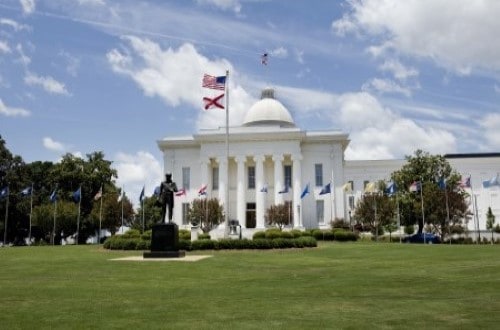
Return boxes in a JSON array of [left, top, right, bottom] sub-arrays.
[[182, 203, 190, 225], [212, 167, 219, 190], [349, 196, 355, 210], [315, 164, 323, 187], [248, 166, 255, 189], [316, 200, 324, 224], [284, 165, 292, 189], [348, 180, 354, 191], [182, 167, 190, 190]]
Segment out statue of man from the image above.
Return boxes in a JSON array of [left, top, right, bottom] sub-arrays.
[[159, 173, 178, 223]]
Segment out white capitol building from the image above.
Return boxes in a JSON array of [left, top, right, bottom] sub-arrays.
[[157, 88, 500, 238]]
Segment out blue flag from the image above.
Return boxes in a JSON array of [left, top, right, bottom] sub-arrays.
[[0, 186, 9, 199], [139, 186, 145, 202], [319, 183, 331, 195], [385, 182, 397, 195], [300, 184, 310, 199], [73, 187, 81, 203], [278, 185, 289, 194], [20, 186, 32, 196], [437, 178, 446, 190], [153, 186, 160, 197], [49, 189, 57, 203], [260, 184, 268, 193]]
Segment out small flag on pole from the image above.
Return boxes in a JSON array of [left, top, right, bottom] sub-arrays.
[[198, 184, 207, 196], [20, 186, 32, 196], [260, 184, 268, 193], [203, 94, 225, 110], [300, 184, 310, 199], [139, 186, 145, 202], [94, 186, 102, 201], [202, 74, 226, 90], [437, 178, 446, 190], [384, 182, 397, 195], [409, 181, 421, 192], [261, 53, 268, 65], [319, 183, 331, 195], [73, 187, 81, 203], [175, 188, 186, 197], [0, 186, 9, 199], [459, 176, 471, 188], [278, 185, 289, 194], [49, 188, 57, 203], [482, 174, 499, 188], [153, 186, 161, 197], [342, 183, 352, 193]]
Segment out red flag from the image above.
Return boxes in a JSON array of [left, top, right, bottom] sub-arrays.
[[175, 188, 186, 197], [203, 93, 225, 110]]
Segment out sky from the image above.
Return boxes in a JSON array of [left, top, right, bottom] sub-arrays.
[[1, 0, 500, 206]]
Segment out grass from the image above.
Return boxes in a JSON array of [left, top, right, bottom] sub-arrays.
[[1, 243, 500, 329]]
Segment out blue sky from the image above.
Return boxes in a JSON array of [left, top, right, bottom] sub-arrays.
[[1, 0, 500, 205]]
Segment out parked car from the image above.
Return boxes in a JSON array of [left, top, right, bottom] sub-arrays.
[[403, 233, 440, 244]]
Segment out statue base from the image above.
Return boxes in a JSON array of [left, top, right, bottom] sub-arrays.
[[143, 222, 185, 259]]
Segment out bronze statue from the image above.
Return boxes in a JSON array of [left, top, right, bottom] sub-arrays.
[[158, 173, 178, 223]]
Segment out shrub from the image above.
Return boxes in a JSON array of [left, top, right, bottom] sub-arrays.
[[122, 229, 141, 238], [334, 230, 358, 242], [312, 230, 334, 241], [198, 233, 211, 240], [191, 239, 218, 250], [178, 239, 191, 251], [135, 240, 150, 250], [280, 231, 294, 239], [265, 228, 282, 239], [252, 238, 273, 249], [141, 230, 152, 240], [290, 229, 303, 238], [252, 231, 266, 239], [179, 229, 191, 240]]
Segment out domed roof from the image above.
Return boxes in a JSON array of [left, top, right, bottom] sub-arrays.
[[242, 88, 295, 127]]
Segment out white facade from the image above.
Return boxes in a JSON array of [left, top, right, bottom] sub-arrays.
[[158, 88, 500, 237]]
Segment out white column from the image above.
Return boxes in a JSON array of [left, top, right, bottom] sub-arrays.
[[218, 157, 228, 217], [273, 154, 284, 205], [254, 155, 266, 229], [331, 145, 345, 221], [235, 155, 246, 228], [292, 154, 302, 228]]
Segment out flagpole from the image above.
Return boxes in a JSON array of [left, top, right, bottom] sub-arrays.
[[52, 198, 57, 245], [121, 186, 124, 234], [420, 177, 425, 244], [142, 187, 145, 234], [444, 181, 451, 244], [28, 183, 33, 245], [98, 186, 103, 244], [397, 191, 401, 243], [224, 69, 230, 238], [3, 186, 9, 246], [76, 185, 81, 245]]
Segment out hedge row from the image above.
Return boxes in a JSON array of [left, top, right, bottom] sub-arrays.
[[103, 236, 317, 251], [252, 228, 358, 242]]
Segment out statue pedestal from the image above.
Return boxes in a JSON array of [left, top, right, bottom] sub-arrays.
[[143, 223, 185, 258]]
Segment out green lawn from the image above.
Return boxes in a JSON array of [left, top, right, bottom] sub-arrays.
[[1, 243, 499, 329]]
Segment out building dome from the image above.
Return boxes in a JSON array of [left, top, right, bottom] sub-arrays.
[[242, 88, 295, 127]]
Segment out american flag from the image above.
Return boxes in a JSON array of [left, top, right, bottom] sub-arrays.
[[202, 74, 226, 90]]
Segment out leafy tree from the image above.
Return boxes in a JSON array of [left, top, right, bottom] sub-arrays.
[[391, 150, 469, 239], [32, 200, 78, 244], [187, 198, 224, 233], [486, 207, 496, 244], [353, 181, 395, 238], [265, 202, 293, 230], [89, 191, 134, 235], [131, 196, 162, 232]]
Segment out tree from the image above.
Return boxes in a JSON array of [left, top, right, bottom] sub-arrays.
[[391, 150, 470, 240], [32, 200, 78, 244], [265, 202, 293, 230], [187, 198, 224, 233], [486, 207, 496, 244], [132, 196, 162, 232], [89, 191, 134, 235]]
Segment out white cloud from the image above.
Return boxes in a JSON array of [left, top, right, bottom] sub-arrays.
[[43, 137, 66, 152], [0, 41, 11, 54], [196, 0, 242, 13], [15, 44, 31, 67], [77, 0, 105, 6], [361, 78, 411, 97], [107, 37, 255, 128], [20, 0, 36, 15], [0, 18, 30, 31], [479, 113, 500, 150], [58, 51, 80, 76], [113, 151, 163, 207], [332, 0, 500, 74], [336, 92, 457, 159], [379, 59, 418, 81], [0, 98, 30, 117], [24, 72, 70, 95], [269, 47, 288, 59]]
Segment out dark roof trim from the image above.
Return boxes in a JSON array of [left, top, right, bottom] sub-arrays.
[[445, 152, 500, 159]]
